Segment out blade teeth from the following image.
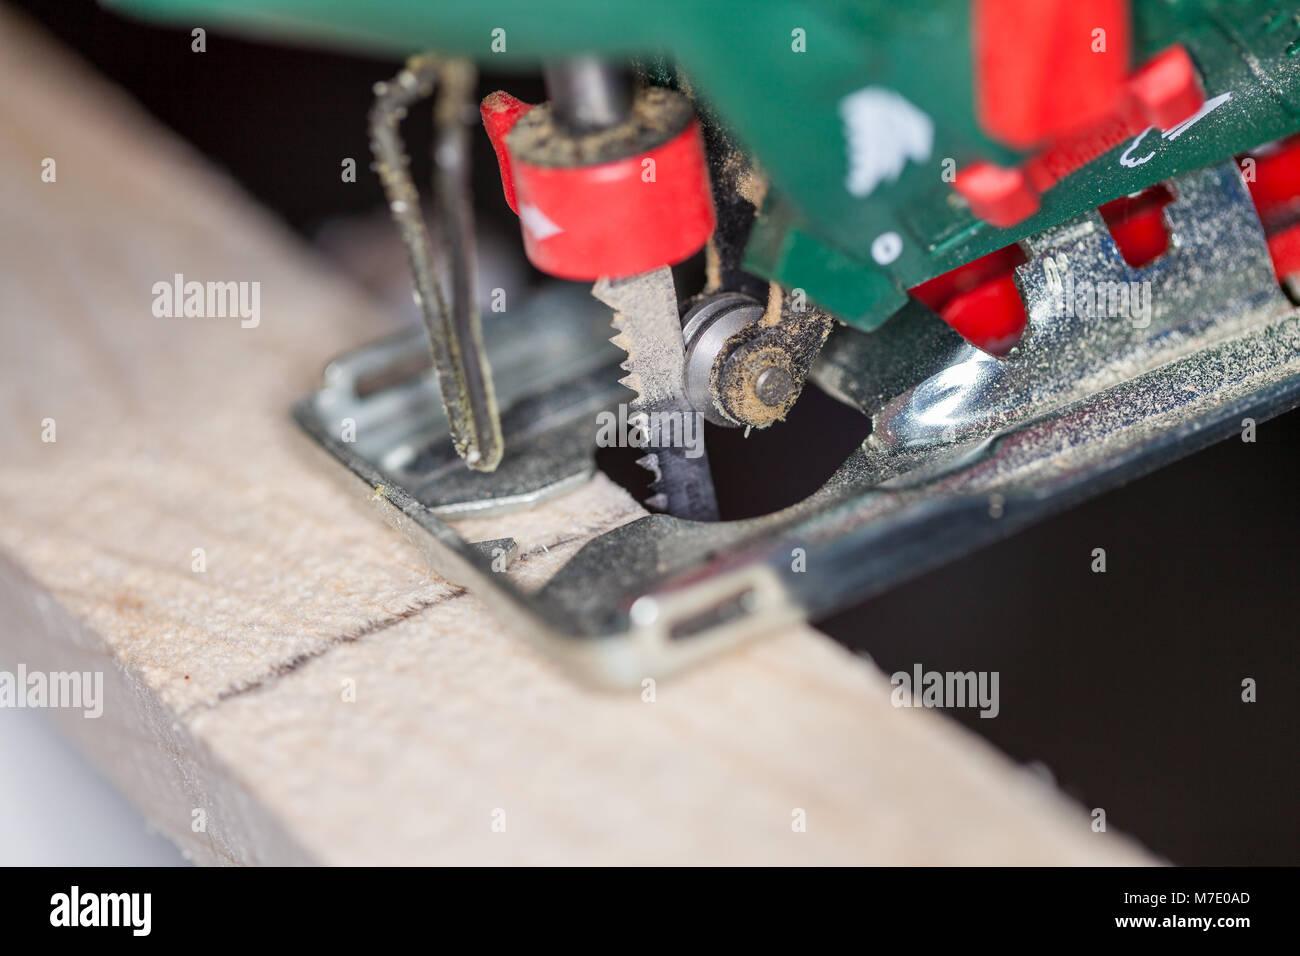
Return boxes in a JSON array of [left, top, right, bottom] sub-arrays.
[[606, 306, 663, 501], [609, 326, 643, 398], [635, 453, 663, 482]]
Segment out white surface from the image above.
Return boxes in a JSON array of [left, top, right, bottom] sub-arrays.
[[0, 708, 187, 866]]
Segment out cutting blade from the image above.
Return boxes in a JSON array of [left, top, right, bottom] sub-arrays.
[[593, 268, 720, 521]]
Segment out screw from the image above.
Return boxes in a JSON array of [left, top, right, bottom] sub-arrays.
[[754, 367, 793, 407]]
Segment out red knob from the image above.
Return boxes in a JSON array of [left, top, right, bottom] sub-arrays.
[[481, 90, 715, 280]]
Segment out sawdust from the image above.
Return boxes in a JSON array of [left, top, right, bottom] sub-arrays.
[[704, 241, 724, 293], [759, 281, 783, 327], [718, 344, 795, 428], [715, 285, 835, 428], [507, 86, 692, 166], [735, 165, 768, 209], [715, 143, 768, 208]]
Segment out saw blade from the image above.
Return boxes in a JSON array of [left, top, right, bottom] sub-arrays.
[[593, 267, 720, 521]]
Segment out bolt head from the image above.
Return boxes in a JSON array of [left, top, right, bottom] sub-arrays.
[[754, 367, 794, 407]]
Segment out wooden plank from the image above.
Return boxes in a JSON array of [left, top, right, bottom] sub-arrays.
[[0, 8, 1152, 865]]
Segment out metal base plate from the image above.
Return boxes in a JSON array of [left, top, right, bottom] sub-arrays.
[[295, 164, 1300, 686]]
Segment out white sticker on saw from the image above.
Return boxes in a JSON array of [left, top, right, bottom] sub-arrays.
[[838, 87, 934, 198], [1119, 91, 1233, 168], [519, 203, 564, 240]]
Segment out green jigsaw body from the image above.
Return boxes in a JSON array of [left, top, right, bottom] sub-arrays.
[[110, 0, 1300, 330]]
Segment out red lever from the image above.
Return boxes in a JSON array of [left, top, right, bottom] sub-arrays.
[[959, 39, 1206, 228], [480, 91, 534, 215], [974, 0, 1131, 150]]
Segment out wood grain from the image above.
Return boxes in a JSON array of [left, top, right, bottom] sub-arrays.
[[0, 8, 1152, 865]]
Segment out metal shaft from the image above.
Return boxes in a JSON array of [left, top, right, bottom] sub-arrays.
[[543, 57, 632, 134]]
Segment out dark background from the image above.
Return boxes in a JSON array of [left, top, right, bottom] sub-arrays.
[[16, 0, 1297, 865]]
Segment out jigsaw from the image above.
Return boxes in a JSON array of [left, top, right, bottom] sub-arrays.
[[112, 0, 1300, 683]]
